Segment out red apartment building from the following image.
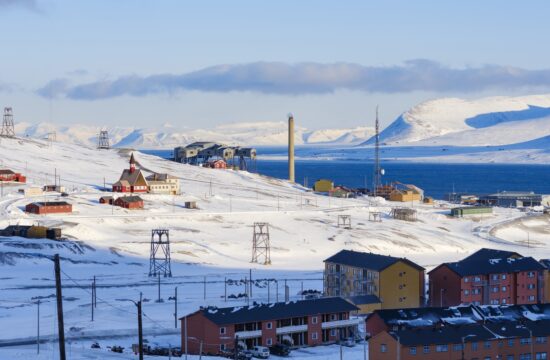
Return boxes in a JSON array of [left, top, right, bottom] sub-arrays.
[[429, 248, 546, 307], [180, 298, 359, 356]]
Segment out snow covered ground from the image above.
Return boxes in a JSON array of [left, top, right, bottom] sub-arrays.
[[0, 136, 548, 359]]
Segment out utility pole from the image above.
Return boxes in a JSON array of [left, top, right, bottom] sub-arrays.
[[174, 286, 178, 328], [203, 276, 206, 300], [234, 335, 239, 360], [137, 300, 144, 360], [224, 277, 227, 302], [157, 273, 161, 302], [36, 300, 40, 354], [184, 316, 188, 360], [93, 276, 97, 308], [53, 254, 66, 360], [91, 280, 94, 321], [249, 269, 252, 298]]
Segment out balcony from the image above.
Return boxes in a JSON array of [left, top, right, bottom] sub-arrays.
[[321, 318, 362, 329], [276, 324, 307, 335], [235, 330, 262, 339]]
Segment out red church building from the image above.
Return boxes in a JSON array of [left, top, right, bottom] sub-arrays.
[[112, 153, 148, 193]]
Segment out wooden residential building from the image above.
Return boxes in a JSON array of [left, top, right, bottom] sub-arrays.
[[25, 201, 72, 215], [0, 169, 26, 183], [324, 250, 425, 312], [146, 173, 180, 195], [114, 196, 144, 209], [429, 248, 546, 307], [99, 196, 114, 205], [112, 153, 148, 193], [180, 298, 359, 356], [204, 159, 227, 169]]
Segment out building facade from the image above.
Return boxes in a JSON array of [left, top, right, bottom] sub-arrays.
[[112, 153, 148, 193], [429, 248, 546, 307], [114, 196, 143, 209], [180, 298, 359, 356], [25, 201, 72, 215], [324, 250, 425, 312], [146, 173, 180, 195], [0, 169, 26, 183]]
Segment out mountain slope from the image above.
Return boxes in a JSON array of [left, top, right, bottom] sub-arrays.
[[363, 94, 550, 146], [15, 121, 374, 148]]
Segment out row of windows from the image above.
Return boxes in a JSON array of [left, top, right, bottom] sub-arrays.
[[463, 272, 536, 283], [391, 338, 548, 355]]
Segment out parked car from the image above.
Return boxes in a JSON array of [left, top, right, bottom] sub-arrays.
[[269, 344, 290, 356], [250, 345, 270, 358]]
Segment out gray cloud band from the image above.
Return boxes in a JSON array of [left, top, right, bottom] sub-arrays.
[[36, 60, 550, 100]]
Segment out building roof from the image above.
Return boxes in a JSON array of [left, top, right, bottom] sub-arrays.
[[129, 153, 136, 164], [187, 297, 358, 325], [116, 196, 143, 203], [347, 295, 381, 306], [367, 305, 479, 328], [539, 259, 550, 269], [0, 169, 16, 175], [100, 196, 114, 200], [442, 256, 544, 277], [31, 201, 70, 207], [389, 324, 495, 346], [324, 250, 425, 272], [462, 248, 521, 262], [146, 173, 177, 181], [118, 169, 147, 187]]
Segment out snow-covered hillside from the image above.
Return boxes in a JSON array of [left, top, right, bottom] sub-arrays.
[[363, 94, 550, 146], [15, 121, 374, 148]]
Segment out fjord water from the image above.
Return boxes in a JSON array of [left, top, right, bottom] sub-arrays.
[[142, 148, 550, 200]]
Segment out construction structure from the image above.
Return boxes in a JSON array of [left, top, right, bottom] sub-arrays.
[[288, 113, 295, 183], [148, 229, 172, 277], [251, 222, 271, 265], [173, 142, 256, 171], [391, 207, 417, 222], [337, 214, 352, 229], [1, 107, 15, 138], [97, 130, 110, 149], [369, 212, 382, 222], [372, 106, 383, 196]]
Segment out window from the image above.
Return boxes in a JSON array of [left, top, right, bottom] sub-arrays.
[[423, 345, 430, 353], [266, 322, 272, 329], [502, 299, 507, 304], [409, 347, 417, 355], [465, 277, 470, 283], [528, 272, 535, 278], [330, 329, 336, 337], [502, 274, 507, 280], [520, 354, 532, 360], [436, 344, 448, 352], [475, 276, 481, 282], [528, 284, 536, 290], [266, 338, 273, 346], [312, 332, 318, 340], [472, 342, 478, 351], [330, 314, 337, 321], [536, 353, 547, 360], [465, 290, 470, 295], [507, 355, 514, 360], [453, 344, 464, 351], [220, 327, 226, 335], [492, 287, 499, 293], [536, 337, 547, 344], [520, 338, 531, 345], [484, 341, 491, 349], [381, 344, 387, 353], [508, 339, 514, 347], [529, 295, 535, 301], [492, 274, 498, 280], [311, 317, 318, 324], [220, 344, 226, 351], [502, 286, 507, 292]]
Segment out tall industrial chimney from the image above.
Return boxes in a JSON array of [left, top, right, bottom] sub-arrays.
[[287, 113, 295, 182]]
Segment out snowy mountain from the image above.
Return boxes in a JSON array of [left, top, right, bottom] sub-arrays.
[[15, 121, 374, 148], [363, 94, 550, 146]]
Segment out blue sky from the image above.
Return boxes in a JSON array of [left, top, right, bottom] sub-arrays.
[[1, 0, 550, 129]]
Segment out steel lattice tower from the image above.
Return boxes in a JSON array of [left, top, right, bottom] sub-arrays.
[[1, 107, 15, 138], [251, 222, 271, 265], [373, 106, 382, 196], [149, 229, 172, 277], [97, 130, 110, 149]]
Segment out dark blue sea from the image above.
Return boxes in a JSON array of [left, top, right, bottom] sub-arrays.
[[142, 147, 550, 200]]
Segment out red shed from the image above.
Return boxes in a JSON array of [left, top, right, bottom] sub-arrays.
[[205, 160, 227, 169], [99, 196, 114, 205], [25, 201, 72, 215], [114, 196, 143, 209]]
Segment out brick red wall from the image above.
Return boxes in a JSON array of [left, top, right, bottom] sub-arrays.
[[181, 313, 234, 355], [428, 265, 461, 306], [25, 203, 72, 214], [307, 315, 322, 346], [365, 313, 389, 338], [261, 320, 277, 347]]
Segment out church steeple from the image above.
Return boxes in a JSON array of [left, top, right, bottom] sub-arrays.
[[129, 153, 136, 173]]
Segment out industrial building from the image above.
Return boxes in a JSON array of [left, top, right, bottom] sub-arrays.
[[324, 250, 425, 312], [450, 206, 493, 217], [180, 297, 359, 355], [0, 225, 61, 240], [173, 142, 256, 171], [479, 191, 545, 207]]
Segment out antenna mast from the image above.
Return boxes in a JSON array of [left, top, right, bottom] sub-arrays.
[[373, 106, 382, 196]]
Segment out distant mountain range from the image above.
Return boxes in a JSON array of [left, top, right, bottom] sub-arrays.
[[14, 121, 374, 148]]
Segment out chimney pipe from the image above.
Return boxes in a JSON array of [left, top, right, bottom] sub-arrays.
[[288, 113, 295, 182]]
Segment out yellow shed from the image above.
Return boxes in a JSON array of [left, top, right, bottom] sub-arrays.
[[314, 179, 334, 192]]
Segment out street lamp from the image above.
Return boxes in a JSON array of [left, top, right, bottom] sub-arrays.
[[461, 334, 477, 360]]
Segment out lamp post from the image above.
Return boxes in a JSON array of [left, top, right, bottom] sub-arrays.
[[395, 334, 401, 360], [461, 334, 476, 360]]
